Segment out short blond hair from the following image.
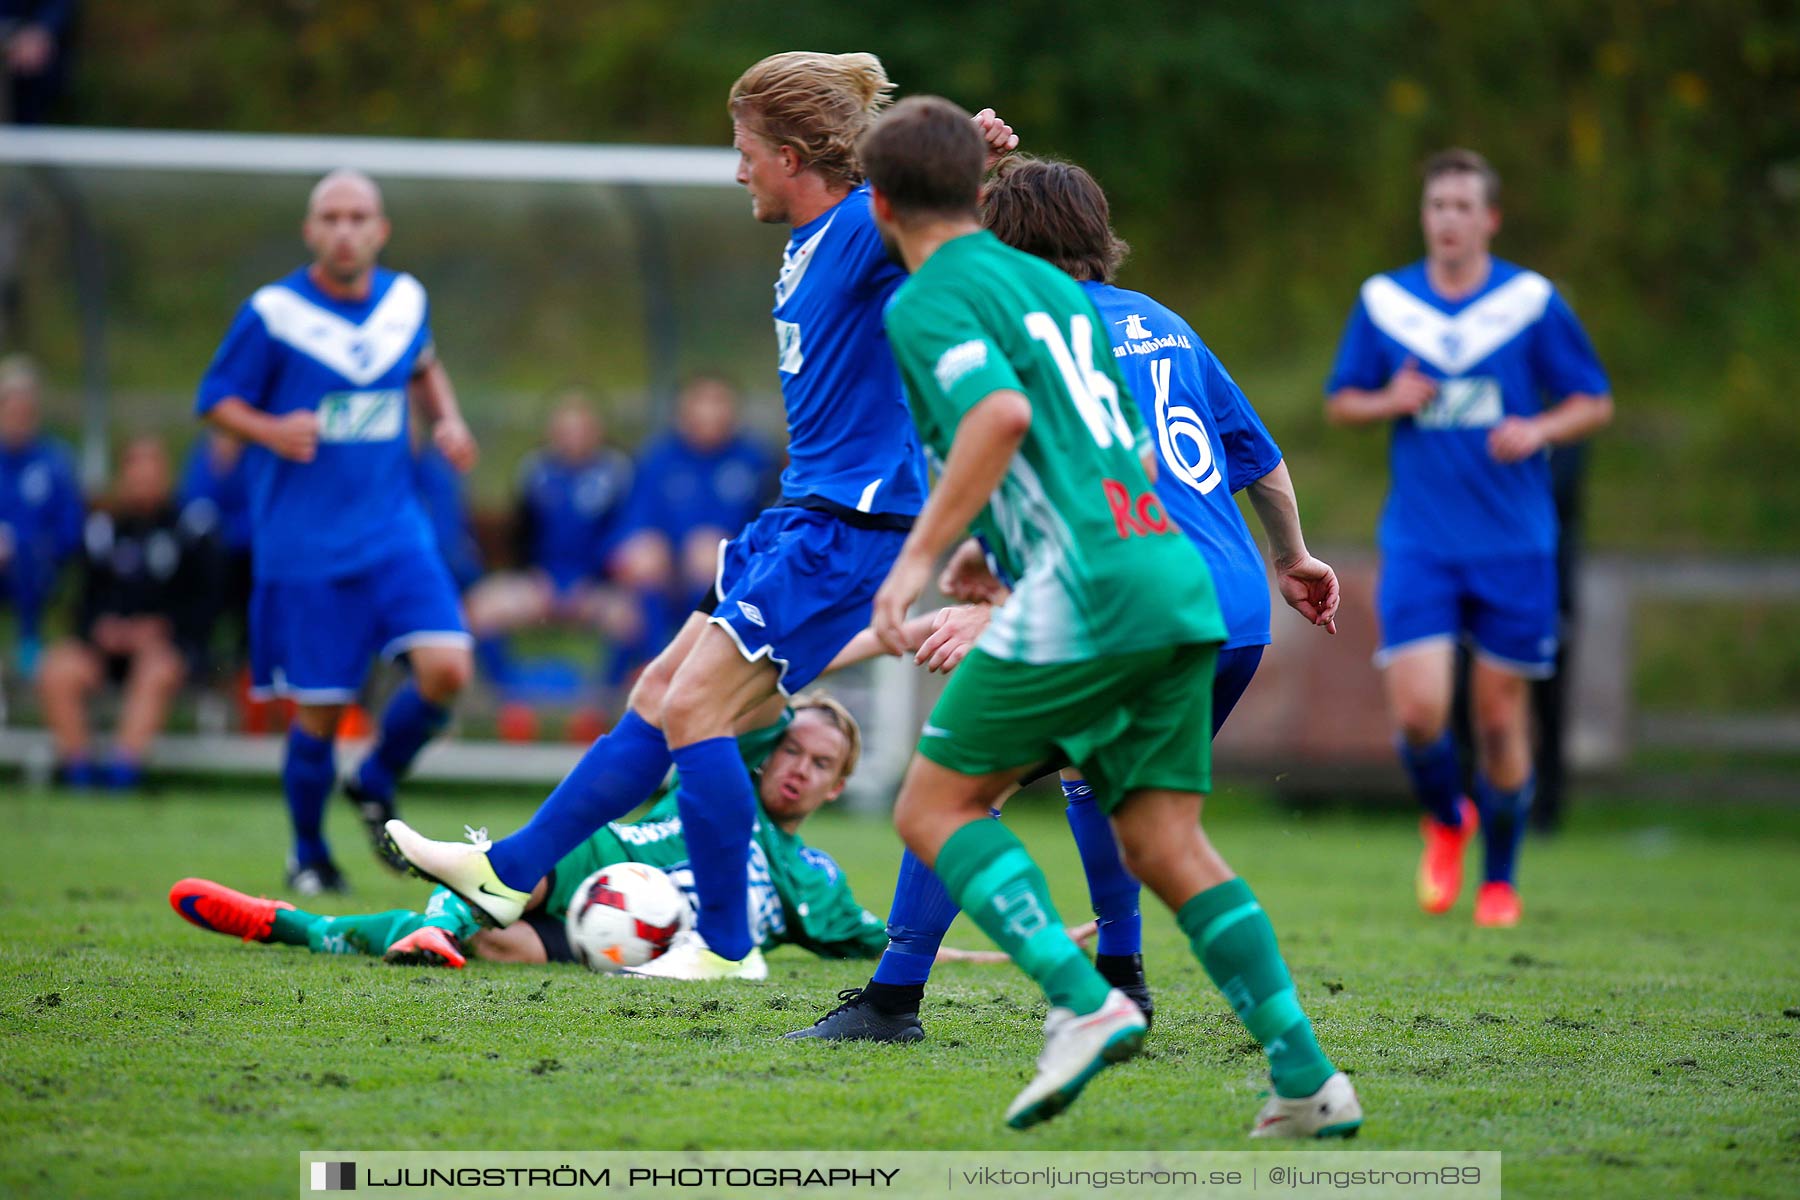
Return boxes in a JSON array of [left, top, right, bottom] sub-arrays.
[[790, 690, 862, 781], [729, 52, 894, 188]]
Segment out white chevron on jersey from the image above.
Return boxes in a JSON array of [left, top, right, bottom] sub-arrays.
[[774, 213, 836, 308], [250, 273, 427, 386], [1361, 270, 1552, 376]]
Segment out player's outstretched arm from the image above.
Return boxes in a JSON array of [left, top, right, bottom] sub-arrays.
[[204, 396, 318, 463], [872, 390, 1031, 654], [821, 611, 943, 674], [971, 108, 1019, 172], [1246, 461, 1339, 635], [410, 354, 479, 471], [936, 921, 1096, 963]]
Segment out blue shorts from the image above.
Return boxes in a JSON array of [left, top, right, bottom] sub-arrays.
[[704, 506, 908, 695], [1212, 644, 1265, 735], [1375, 550, 1558, 679], [250, 543, 471, 703]]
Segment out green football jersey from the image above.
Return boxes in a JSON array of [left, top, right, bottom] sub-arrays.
[[885, 231, 1226, 662], [543, 717, 886, 959]]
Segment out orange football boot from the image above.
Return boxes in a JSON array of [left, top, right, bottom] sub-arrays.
[[1473, 881, 1523, 928], [1416, 798, 1479, 914], [169, 878, 293, 942], [383, 925, 467, 968]]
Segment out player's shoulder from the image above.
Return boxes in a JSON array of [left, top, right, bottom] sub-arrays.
[[794, 843, 844, 885], [1484, 257, 1557, 305], [24, 435, 79, 474], [374, 266, 428, 307], [1085, 281, 1196, 334], [808, 185, 879, 255], [245, 266, 315, 323]]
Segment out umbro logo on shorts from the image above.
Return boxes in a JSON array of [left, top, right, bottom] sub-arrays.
[[736, 601, 767, 627]]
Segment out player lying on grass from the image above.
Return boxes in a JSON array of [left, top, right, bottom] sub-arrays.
[[788, 153, 1341, 1046], [845, 97, 1360, 1135], [171, 692, 1076, 972]]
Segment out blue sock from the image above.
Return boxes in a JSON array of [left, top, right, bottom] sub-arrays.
[[870, 849, 962, 986], [355, 682, 450, 802], [486, 710, 671, 891], [1399, 732, 1465, 827], [284, 727, 336, 867], [1062, 777, 1142, 957], [101, 756, 145, 791], [670, 737, 757, 962], [1475, 773, 1534, 884]]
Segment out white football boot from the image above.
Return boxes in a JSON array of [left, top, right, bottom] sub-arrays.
[[381, 821, 531, 928], [1249, 1071, 1364, 1139], [623, 928, 769, 981], [1005, 988, 1147, 1129]]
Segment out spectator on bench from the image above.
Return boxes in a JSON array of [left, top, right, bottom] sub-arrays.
[[463, 391, 652, 691], [177, 430, 255, 684], [0, 353, 83, 679], [38, 436, 210, 789], [613, 374, 777, 611]]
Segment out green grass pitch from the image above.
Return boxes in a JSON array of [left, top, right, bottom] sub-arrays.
[[3, 780, 1797, 1197]]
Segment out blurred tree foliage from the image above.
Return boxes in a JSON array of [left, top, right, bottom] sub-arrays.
[[53, 0, 1800, 549]]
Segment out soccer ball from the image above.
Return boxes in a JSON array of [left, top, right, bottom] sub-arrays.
[[564, 863, 688, 973]]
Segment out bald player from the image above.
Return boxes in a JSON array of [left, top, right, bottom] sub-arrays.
[[197, 169, 479, 895]]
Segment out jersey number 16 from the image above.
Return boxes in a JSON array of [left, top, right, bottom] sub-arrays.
[[1025, 312, 1133, 451]]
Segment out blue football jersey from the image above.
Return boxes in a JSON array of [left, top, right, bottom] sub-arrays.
[[515, 448, 633, 589], [624, 430, 773, 545], [177, 439, 254, 553], [1326, 258, 1609, 559], [0, 435, 84, 596], [196, 267, 437, 582], [1085, 282, 1283, 650], [772, 186, 927, 517]]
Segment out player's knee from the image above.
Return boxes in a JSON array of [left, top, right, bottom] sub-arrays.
[[36, 642, 92, 695], [658, 677, 730, 744], [419, 652, 473, 700], [627, 657, 674, 722], [891, 794, 939, 855], [1393, 698, 1449, 745], [140, 646, 187, 692]]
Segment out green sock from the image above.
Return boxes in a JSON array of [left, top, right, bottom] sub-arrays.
[[934, 819, 1112, 1015], [306, 909, 430, 957], [422, 887, 482, 943], [1178, 878, 1335, 1098], [269, 908, 323, 947]]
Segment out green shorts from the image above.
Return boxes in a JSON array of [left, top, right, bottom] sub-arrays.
[[917, 642, 1219, 811]]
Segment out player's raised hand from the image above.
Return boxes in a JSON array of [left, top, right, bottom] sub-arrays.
[[1487, 415, 1547, 463], [873, 551, 934, 657], [971, 108, 1019, 171], [915, 604, 992, 673], [433, 414, 480, 472], [1275, 554, 1340, 635], [937, 537, 1009, 604], [1385, 357, 1437, 418], [268, 411, 319, 462]]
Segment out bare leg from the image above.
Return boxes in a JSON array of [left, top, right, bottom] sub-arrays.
[[37, 640, 101, 761], [115, 640, 187, 759]]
